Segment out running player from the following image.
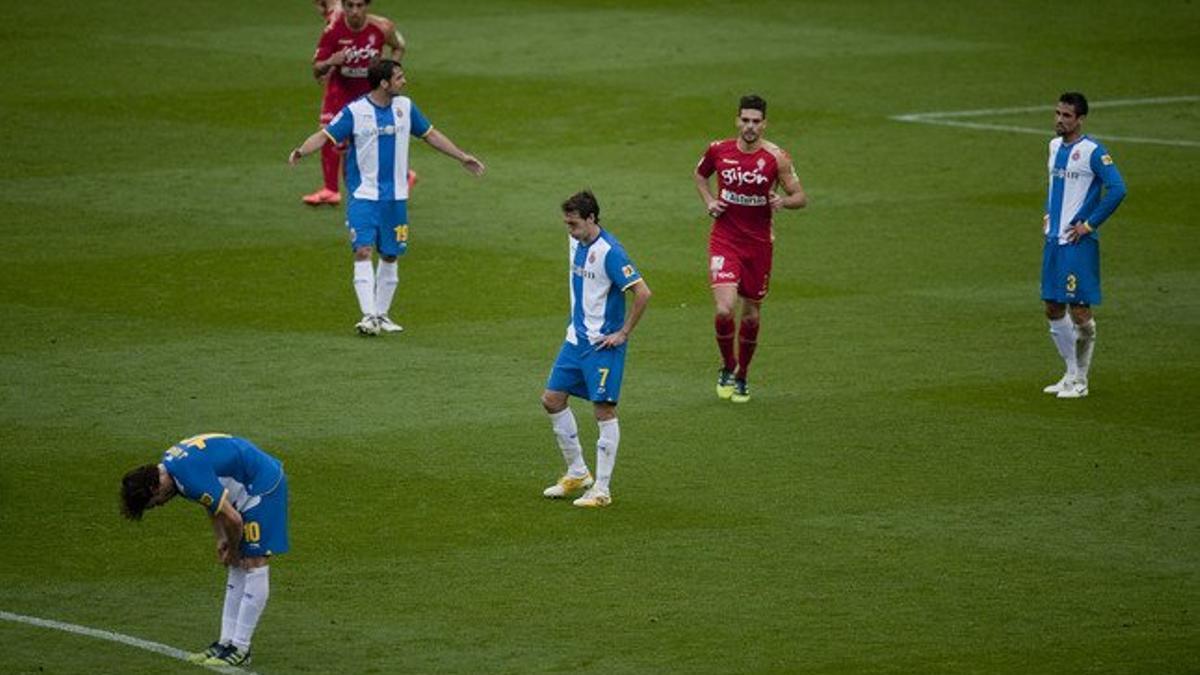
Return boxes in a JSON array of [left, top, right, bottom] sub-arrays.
[[694, 94, 807, 403], [120, 434, 289, 668]]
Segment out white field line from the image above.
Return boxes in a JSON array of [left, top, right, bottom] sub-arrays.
[[0, 610, 257, 674], [891, 95, 1200, 148]]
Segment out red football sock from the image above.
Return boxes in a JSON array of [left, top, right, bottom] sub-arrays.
[[715, 315, 737, 372], [736, 318, 759, 380], [321, 143, 341, 193]]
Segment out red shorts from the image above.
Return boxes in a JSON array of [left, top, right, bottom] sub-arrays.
[[709, 237, 773, 301]]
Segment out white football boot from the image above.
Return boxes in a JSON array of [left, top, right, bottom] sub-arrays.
[[355, 315, 380, 336], [1042, 374, 1072, 394], [376, 315, 404, 333], [1056, 379, 1089, 399]]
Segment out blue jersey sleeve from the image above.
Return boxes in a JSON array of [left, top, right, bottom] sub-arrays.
[[1085, 144, 1127, 228], [163, 449, 226, 515], [410, 102, 432, 138], [324, 106, 354, 145], [605, 245, 642, 291]]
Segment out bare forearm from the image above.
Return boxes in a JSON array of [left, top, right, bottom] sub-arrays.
[[290, 130, 331, 164], [622, 284, 652, 337], [694, 174, 716, 205], [424, 129, 470, 162]]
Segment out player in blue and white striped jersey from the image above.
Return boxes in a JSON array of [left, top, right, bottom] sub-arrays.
[[541, 191, 652, 508], [1040, 92, 1126, 399], [289, 59, 485, 336]]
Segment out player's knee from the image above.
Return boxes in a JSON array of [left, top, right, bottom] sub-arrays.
[[593, 403, 617, 422], [715, 305, 736, 321], [1044, 302, 1066, 320], [353, 247, 374, 261], [1069, 305, 1092, 323], [541, 391, 566, 413]]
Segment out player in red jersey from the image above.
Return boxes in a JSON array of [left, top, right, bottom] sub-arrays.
[[694, 94, 807, 403], [303, 0, 407, 206]]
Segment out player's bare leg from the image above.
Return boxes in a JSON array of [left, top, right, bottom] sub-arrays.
[[303, 141, 343, 206], [713, 285, 739, 399]]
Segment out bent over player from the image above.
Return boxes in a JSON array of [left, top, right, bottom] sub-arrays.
[[120, 433, 289, 667], [695, 94, 807, 402], [1040, 91, 1126, 398], [541, 191, 651, 508]]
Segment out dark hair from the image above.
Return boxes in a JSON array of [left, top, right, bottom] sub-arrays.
[[561, 190, 600, 223], [739, 94, 767, 118], [120, 464, 160, 521], [368, 59, 401, 90], [1059, 92, 1088, 116]]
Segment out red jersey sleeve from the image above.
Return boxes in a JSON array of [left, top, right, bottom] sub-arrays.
[[313, 25, 338, 63], [696, 142, 717, 178]]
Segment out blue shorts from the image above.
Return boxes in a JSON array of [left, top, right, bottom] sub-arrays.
[[346, 197, 409, 257], [239, 473, 289, 557], [1041, 237, 1100, 305], [546, 340, 627, 403]]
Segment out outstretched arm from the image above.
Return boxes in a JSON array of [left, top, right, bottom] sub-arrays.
[[289, 128, 333, 165], [422, 129, 485, 176]]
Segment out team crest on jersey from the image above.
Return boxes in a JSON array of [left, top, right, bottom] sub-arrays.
[[589, 252, 596, 264], [199, 493, 213, 508], [1072, 151, 1080, 161], [709, 255, 725, 272], [1101, 154, 1113, 165], [756, 158, 766, 171]]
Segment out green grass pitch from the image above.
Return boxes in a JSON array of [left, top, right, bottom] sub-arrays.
[[1, 1, 1198, 672]]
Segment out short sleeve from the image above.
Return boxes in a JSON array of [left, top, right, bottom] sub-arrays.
[[696, 143, 717, 178], [324, 106, 354, 144], [604, 245, 642, 291], [313, 27, 338, 63], [409, 101, 432, 138], [163, 454, 226, 515]]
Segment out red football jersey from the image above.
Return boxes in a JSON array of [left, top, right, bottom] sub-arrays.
[[696, 139, 780, 247], [314, 17, 388, 103]]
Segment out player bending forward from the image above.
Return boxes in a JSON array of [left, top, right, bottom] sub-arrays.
[[120, 434, 290, 667]]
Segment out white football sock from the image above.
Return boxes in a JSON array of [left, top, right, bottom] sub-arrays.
[[594, 418, 620, 494], [232, 566, 270, 651], [375, 260, 399, 316], [353, 260, 376, 316], [549, 408, 588, 476], [1048, 316, 1078, 379], [218, 566, 247, 645], [1075, 318, 1096, 381]]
